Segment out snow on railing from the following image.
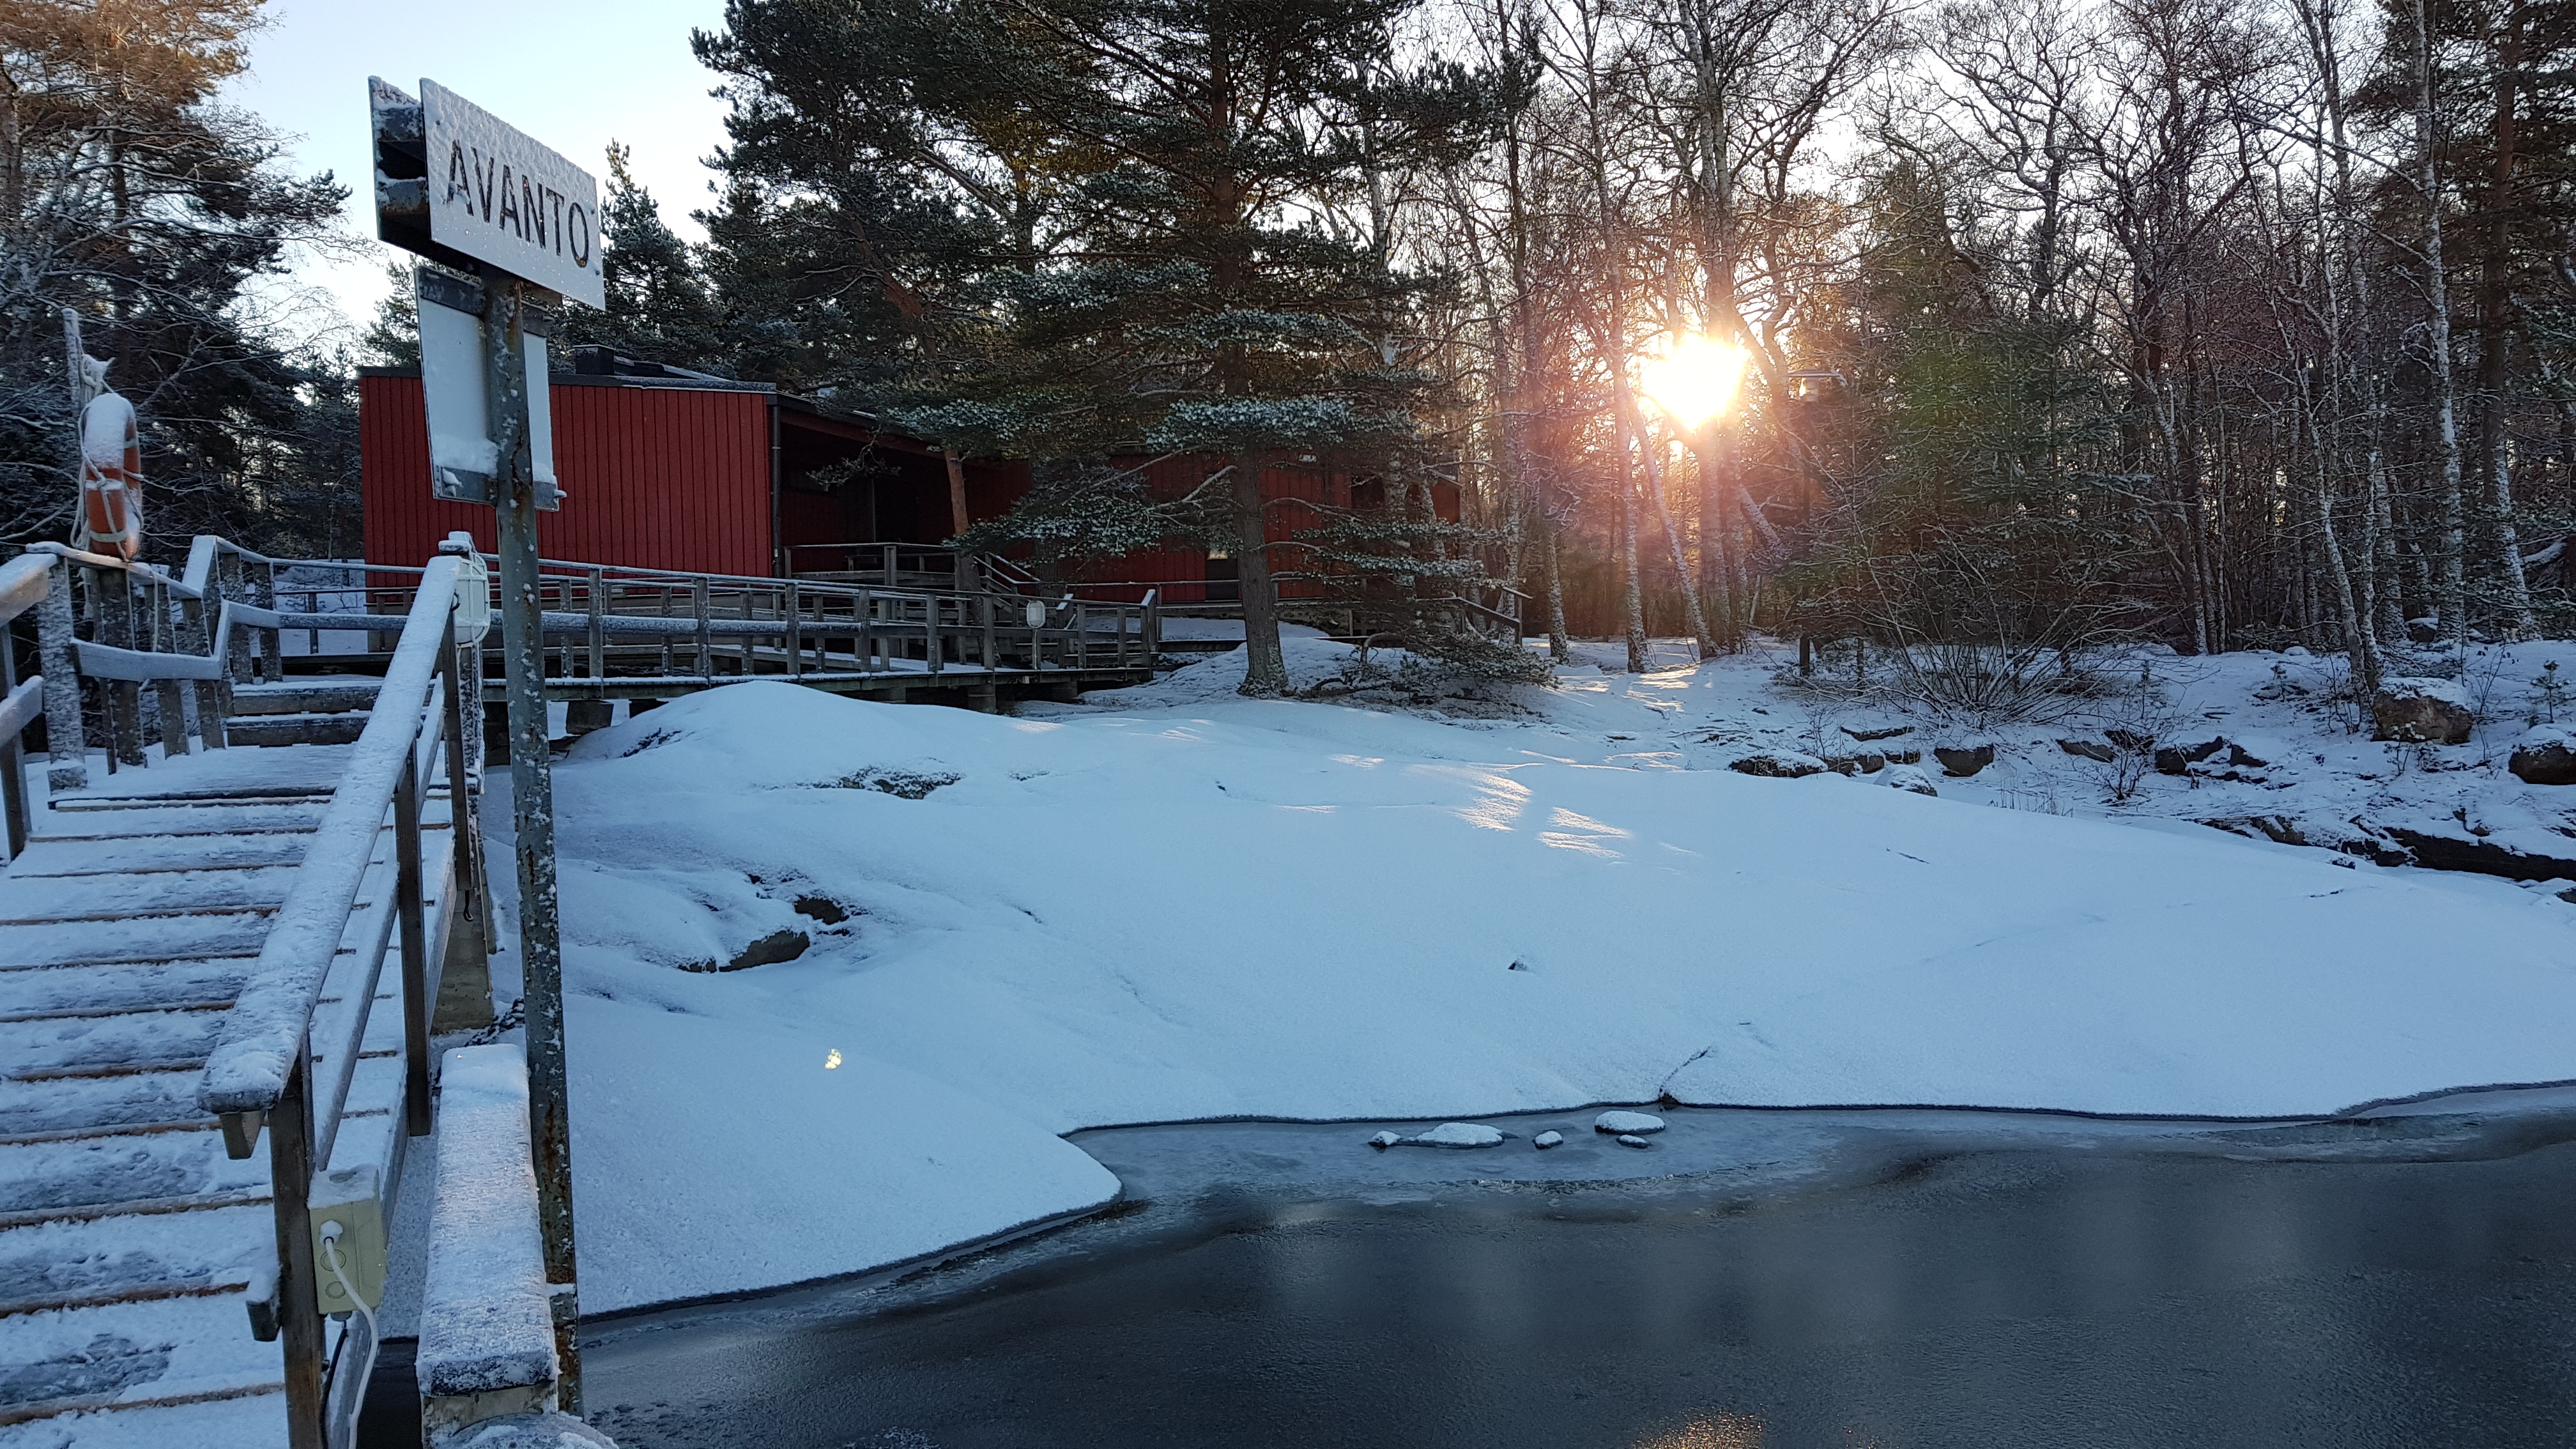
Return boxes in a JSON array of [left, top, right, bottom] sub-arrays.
[[418, 1044, 571, 1443], [0, 552, 54, 856], [197, 552, 464, 1123]]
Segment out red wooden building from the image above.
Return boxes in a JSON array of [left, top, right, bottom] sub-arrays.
[[359, 349, 1028, 578], [359, 348, 1457, 601]]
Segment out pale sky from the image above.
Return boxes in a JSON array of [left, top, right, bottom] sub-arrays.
[[223, 0, 734, 344]]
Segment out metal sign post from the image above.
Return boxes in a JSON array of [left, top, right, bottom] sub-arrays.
[[372, 74, 602, 1411]]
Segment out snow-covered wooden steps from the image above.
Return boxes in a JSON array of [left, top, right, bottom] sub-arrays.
[[0, 740, 468, 1448]]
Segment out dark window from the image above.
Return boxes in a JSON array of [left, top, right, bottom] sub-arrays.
[[1349, 477, 1387, 510]]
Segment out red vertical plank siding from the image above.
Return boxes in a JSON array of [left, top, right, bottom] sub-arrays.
[[360, 374, 772, 576]]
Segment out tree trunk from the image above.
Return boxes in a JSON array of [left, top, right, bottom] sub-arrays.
[[2413, 0, 2469, 642], [1634, 410, 1713, 658], [2478, 6, 2535, 633], [1544, 523, 1570, 661], [1232, 456, 1289, 695]]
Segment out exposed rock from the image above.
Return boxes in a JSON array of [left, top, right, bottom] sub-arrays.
[[677, 927, 813, 974], [2198, 815, 2306, 846], [2509, 726, 2576, 786], [2154, 737, 2226, 774], [2223, 739, 2279, 767], [1933, 743, 1996, 778], [792, 894, 849, 924], [1882, 765, 1938, 796], [2057, 739, 2116, 763], [2104, 728, 2154, 753], [835, 767, 962, 799], [1595, 1110, 1666, 1135], [1841, 724, 1914, 742], [2370, 677, 2474, 744], [1822, 751, 1886, 776], [2376, 825, 2576, 882], [2405, 616, 2444, 644], [1728, 749, 1829, 779], [1534, 1130, 1564, 1149], [1887, 749, 1924, 765], [728, 929, 810, 970]]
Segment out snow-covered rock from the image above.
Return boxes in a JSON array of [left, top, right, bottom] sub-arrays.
[[1881, 764, 1938, 795], [1933, 744, 1997, 778], [2372, 677, 2474, 743], [1406, 1122, 1505, 1149], [2511, 726, 2576, 786], [1368, 1130, 1401, 1149], [1593, 1110, 1665, 1135], [1615, 1133, 1652, 1148], [1534, 1130, 1563, 1149], [1727, 749, 1828, 779]]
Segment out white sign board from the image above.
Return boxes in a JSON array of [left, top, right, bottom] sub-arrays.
[[418, 268, 560, 509], [422, 79, 605, 309]]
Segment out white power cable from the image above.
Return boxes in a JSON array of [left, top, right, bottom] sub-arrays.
[[318, 1223, 378, 1346]]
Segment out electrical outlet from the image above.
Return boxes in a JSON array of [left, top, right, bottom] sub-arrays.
[[309, 1164, 386, 1315]]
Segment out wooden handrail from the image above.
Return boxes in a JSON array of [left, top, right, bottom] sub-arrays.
[[199, 553, 465, 1123]]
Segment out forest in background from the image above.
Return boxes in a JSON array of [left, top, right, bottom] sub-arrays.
[[6, 0, 2574, 696]]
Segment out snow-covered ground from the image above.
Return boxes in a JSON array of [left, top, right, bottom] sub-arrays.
[[532, 635, 2576, 1312]]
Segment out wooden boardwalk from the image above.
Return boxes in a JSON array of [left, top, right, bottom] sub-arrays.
[[0, 543, 483, 1449], [0, 732, 466, 1447]]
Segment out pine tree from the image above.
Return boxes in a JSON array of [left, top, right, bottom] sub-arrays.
[[0, 0, 344, 549]]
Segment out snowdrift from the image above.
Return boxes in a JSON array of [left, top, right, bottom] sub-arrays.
[[548, 672, 2576, 1309]]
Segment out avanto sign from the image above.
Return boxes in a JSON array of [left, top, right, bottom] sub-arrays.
[[420, 79, 605, 309]]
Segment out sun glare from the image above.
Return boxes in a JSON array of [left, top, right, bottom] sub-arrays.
[[1639, 337, 1751, 431]]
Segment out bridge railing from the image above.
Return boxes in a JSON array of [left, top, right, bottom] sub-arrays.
[[19, 535, 436, 786], [342, 556, 1163, 687], [0, 553, 56, 857], [165, 551, 486, 1449]]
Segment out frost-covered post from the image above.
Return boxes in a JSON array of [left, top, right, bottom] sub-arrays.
[[482, 264, 583, 1409], [35, 555, 84, 790], [375, 73, 604, 1413]]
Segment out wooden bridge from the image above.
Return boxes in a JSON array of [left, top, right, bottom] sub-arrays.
[[0, 537, 1161, 1448]]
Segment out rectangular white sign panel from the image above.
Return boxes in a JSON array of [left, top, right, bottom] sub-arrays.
[[422, 79, 606, 309], [418, 269, 561, 509]]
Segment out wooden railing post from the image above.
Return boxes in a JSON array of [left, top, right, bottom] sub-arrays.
[[36, 556, 86, 790], [272, 1033, 325, 1449], [691, 579, 712, 679], [395, 696, 433, 1137], [103, 571, 146, 769], [0, 615, 27, 858], [441, 634, 486, 922], [858, 590, 875, 671], [150, 576, 189, 758], [256, 560, 283, 684], [220, 551, 252, 685], [784, 580, 802, 679], [179, 590, 226, 748], [584, 567, 607, 682]]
